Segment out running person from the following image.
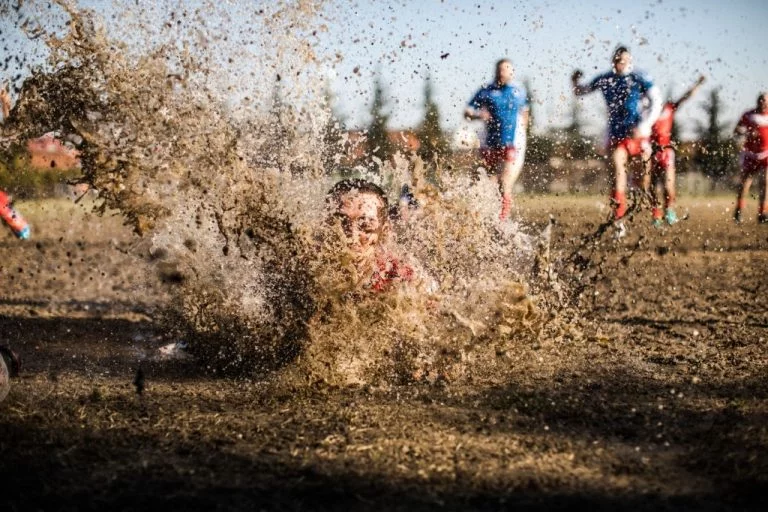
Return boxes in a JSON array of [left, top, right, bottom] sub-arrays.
[[572, 46, 662, 229], [465, 59, 529, 221], [733, 92, 768, 224], [0, 83, 30, 240], [647, 75, 706, 226]]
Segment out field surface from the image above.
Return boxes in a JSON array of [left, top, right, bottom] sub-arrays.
[[1, 195, 766, 511]]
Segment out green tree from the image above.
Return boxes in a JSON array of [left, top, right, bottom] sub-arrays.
[[321, 85, 345, 174], [366, 76, 394, 165], [266, 81, 298, 171], [416, 77, 449, 163], [559, 96, 594, 160], [522, 79, 555, 165], [694, 88, 737, 182]]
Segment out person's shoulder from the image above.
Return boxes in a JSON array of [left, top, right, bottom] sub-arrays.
[[590, 72, 613, 88], [511, 82, 527, 97], [739, 109, 756, 122], [593, 71, 613, 81], [473, 83, 494, 97], [631, 69, 654, 86]]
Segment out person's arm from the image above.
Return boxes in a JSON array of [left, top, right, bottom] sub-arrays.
[[636, 75, 663, 136], [0, 84, 10, 122], [673, 75, 706, 109], [733, 114, 748, 150], [464, 90, 490, 121], [520, 107, 530, 128], [464, 106, 490, 121], [571, 70, 597, 96], [734, 113, 748, 136]]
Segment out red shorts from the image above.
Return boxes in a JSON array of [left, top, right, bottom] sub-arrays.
[[480, 146, 516, 171], [652, 147, 675, 172], [611, 137, 649, 157], [740, 151, 768, 177]]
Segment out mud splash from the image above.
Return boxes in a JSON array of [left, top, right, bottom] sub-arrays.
[[1, 1, 565, 386]]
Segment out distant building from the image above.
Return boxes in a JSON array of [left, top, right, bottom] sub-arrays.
[[26, 132, 81, 170]]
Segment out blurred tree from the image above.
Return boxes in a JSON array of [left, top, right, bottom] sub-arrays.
[[266, 81, 298, 171], [321, 85, 345, 174], [416, 76, 449, 163], [522, 80, 555, 165], [694, 88, 737, 182], [560, 96, 595, 160], [366, 76, 394, 165]]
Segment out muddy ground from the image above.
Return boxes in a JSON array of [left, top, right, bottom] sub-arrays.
[[1, 195, 766, 511]]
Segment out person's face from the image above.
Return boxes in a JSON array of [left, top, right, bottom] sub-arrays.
[[496, 61, 514, 85], [759, 93, 768, 113], [336, 192, 386, 254], [613, 51, 632, 74]]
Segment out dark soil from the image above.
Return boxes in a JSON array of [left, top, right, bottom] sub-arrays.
[[1, 196, 766, 511]]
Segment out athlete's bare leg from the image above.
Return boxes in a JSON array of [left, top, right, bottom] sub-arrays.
[[612, 146, 629, 193], [610, 146, 630, 219], [735, 174, 753, 223], [665, 160, 676, 209], [646, 164, 663, 223], [491, 158, 518, 221], [499, 158, 522, 199], [759, 165, 768, 220], [638, 145, 654, 203]]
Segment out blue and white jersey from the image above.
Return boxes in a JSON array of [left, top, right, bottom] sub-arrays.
[[587, 71, 654, 140], [468, 82, 528, 149]]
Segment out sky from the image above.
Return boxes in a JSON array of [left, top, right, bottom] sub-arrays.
[[2, 0, 767, 142], [319, 0, 768, 139]]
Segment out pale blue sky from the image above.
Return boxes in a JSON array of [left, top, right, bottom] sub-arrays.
[[2, 0, 766, 140], [319, 0, 768, 138]]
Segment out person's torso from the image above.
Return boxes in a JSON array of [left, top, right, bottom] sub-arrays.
[[652, 103, 676, 146], [477, 83, 526, 147], [597, 72, 649, 137], [741, 109, 768, 153]]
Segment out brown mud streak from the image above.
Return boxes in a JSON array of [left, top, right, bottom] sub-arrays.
[[1, 198, 766, 510]]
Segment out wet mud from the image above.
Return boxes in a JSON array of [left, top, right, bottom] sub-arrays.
[[1, 196, 766, 511]]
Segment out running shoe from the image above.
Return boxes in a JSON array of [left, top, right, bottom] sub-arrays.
[[613, 220, 627, 240], [664, 208, 679, 225], [759, 213, 768, 224], [651, 218, 664, 229], [734, 209, 743, 224]]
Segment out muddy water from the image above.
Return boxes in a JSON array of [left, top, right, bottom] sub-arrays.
[[1, 1, 557, 385], [0, 198, 766, 510]]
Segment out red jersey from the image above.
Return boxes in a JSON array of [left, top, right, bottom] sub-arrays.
[[736, 109, 768, 155], [369, 253, 414, 292], [651, 102, 677, 147]]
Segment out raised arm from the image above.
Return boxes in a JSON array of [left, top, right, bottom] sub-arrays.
[[571, 70, 595, 96], [673, 75, 706, 109]]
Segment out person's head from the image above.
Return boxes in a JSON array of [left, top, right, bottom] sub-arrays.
[[495, 59, 514, 85], [612, 46, 632, 75], [757, 92, 768, 113], [327, 179, 390, 254]]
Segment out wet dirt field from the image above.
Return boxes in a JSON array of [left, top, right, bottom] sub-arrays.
[[1, 195, 766, 511]]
